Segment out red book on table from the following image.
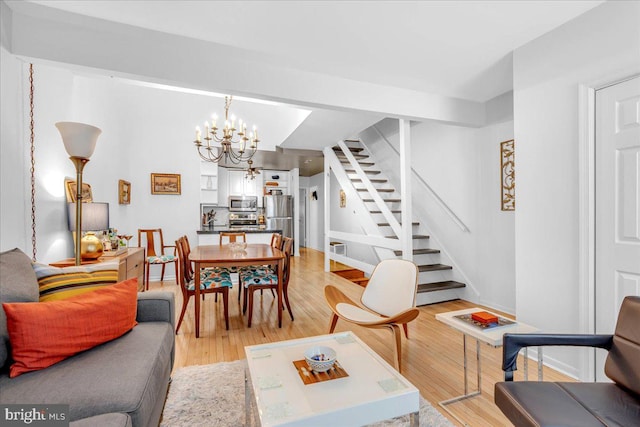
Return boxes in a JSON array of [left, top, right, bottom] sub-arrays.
[[471, 311, 498, 324]]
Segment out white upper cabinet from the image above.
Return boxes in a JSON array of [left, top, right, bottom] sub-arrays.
[[228, 170, 258, 196]]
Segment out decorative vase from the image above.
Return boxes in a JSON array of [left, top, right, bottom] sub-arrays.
[[81, 232, 104, 259]]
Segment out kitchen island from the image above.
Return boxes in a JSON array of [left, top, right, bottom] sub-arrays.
[[197, 226, 282, 245]]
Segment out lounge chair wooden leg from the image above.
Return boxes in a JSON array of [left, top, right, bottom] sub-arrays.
[[390, 324, 402, 372], [329, 313, 339, 333], [161, 263, 166, 282], [403, 323, 409, 339], [145, 263, 150, 291]]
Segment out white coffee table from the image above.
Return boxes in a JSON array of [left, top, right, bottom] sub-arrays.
[[435, 308, 540, 426], [244, 331, 420, 427]]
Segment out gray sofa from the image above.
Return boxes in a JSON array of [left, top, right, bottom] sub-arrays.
[[0, 248, 175, 427]]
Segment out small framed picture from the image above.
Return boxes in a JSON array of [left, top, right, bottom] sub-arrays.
[[151, 173, 181, 195], [65, 179, 93, 203], [118, 179, 131, 204]]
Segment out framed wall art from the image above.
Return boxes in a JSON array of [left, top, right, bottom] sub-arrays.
[[500, 139, 515, 211], [65, 179, 93, 203], [151, 173, 181, 195], [339, 189, 346, 208], [118, 179, 131, 204]]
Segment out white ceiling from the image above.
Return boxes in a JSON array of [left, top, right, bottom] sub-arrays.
[[7, 1, 605, 173], [28, 0, 604, 102]]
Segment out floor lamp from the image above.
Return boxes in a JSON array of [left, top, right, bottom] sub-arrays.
[[56, 122, 102, 266]]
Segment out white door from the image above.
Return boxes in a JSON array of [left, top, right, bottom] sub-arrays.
[[595, 76, 640, 380]]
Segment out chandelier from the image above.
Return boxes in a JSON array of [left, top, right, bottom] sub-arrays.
[[245, 160, 261, 180], [194, 96, 259, 164]]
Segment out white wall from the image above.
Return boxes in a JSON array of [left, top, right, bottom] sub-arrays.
[[513, 0, 640, 378], [0, 46, 28, 254]]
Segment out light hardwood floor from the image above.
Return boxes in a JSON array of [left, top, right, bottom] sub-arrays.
[[149, 247, 572, 426]]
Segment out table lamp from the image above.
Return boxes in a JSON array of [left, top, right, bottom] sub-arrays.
[[56, 121, 102, 265], [67, 202, 109, 259]]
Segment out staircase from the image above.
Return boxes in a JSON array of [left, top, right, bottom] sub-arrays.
[[332, 140, 465, 305]]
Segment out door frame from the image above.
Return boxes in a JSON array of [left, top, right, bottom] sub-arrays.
[[578, 71, 640, 381], [299, 187, 309, 248]]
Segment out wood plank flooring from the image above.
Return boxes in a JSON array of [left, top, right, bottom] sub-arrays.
[[149, 248, 572, 426]]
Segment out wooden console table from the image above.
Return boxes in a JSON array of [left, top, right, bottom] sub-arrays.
[[49, 247, 145, 291]]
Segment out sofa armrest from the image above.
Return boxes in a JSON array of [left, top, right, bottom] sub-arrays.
[[136, 291, 175, 330], [502, 333, 613, 381]]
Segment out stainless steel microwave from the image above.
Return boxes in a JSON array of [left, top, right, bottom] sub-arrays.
[[229, 195, 257, 212]]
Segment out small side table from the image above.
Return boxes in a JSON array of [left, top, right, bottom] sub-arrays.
[[49, 247, 145, 291], [435, 308, 541, 427]]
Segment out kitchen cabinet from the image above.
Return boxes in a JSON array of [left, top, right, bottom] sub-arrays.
[[229, 170, 258, 197]]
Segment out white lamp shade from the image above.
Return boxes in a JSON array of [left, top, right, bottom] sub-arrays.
[[55, 122, 102, 159]]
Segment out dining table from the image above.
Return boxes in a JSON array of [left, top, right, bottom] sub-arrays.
[[189, 243, 286, 337]]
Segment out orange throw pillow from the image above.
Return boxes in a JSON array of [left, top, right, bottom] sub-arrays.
[[3, 278, 138, 378]]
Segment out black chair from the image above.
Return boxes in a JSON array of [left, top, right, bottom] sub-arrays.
[[494, 296, 640, 427]]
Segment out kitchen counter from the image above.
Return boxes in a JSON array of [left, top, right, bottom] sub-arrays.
[[197, 226, 282, 245], [197, 226, 281, 235]]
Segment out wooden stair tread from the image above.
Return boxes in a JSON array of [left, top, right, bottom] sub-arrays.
[[394, 248, 440, 255], [345, 169, 381, 175], [337, 154, 369, 160], [351, 178, 388, 183], [333, 146, 364, 153], [385, 234, 430, 239], [417, 281, 465, 293], [340, 160, 375, 166], [379, 222, 419, 226], [350, 277, 369, 283], [418, 263, 452, 272], [357, 188, 395, 192], [363, 198, 401, 202]]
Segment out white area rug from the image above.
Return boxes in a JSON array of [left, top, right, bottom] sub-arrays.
[[161, 360, 454, 427]]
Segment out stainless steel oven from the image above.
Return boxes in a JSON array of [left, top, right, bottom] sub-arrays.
[[228, 213, 258, 228], [229, 195, 257, 212]]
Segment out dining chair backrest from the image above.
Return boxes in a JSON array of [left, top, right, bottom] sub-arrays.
[[138, 228, 169, 258], [219, 232, 246, 245], [174, 237, 189, 296], [182, 235, 194, 279], [361, 259, 418, 318], [270, 233, 283, 250], [281, 237, 294, 287]]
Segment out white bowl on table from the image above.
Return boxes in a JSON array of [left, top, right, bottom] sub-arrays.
[[304, 346, 336, 373]]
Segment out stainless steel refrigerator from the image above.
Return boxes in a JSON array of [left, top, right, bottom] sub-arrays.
[[264, 195, 293, 239]]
